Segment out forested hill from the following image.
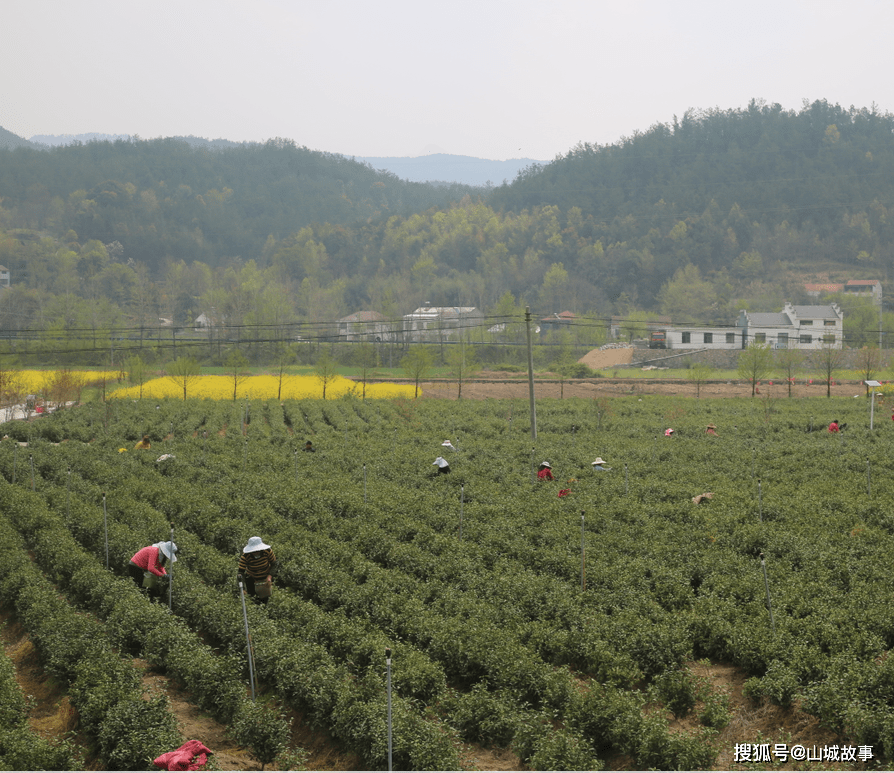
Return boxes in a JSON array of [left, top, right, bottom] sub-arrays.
[[492, 99, 894, 241], [0, 126, 40, 150], [0, 134, 478, 272], [2, 102, 894, 345]]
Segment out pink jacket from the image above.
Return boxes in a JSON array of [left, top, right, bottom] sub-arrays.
[[130, 545, 167, 577]]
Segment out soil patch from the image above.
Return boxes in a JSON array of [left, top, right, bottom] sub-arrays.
[[1, 614, 98, 769], [419, 374, 870, 400], [578, 346, 635, 370]]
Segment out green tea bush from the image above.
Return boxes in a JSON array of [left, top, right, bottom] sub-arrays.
[[97, 694, 181, 771], [231, 699, 292, 769]]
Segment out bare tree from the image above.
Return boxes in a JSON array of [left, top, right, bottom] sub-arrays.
[[355, 341, 378, 400], [166, 357, 202, 400], [812, 344, 845, 398], [313, 351, 340, 400], [225, 349, 251, 402], [401, 345, 433, 399], [737, 343, 772, 397], [775, 347, 805, 398], [854, 346, 883, 396], [126, 355, 149, 399], [446, 340, 479, 399], [689, 361, 713, 399]]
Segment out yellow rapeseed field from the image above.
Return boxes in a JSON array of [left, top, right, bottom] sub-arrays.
[[15, 370, 123, 394], [110, 374, 417, 400]]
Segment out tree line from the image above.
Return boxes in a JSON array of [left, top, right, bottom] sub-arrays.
[[2, 100, 894, 363]]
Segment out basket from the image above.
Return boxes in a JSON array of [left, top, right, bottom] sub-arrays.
[[255, 580, 272, 599], [143, 571, 159, 590]]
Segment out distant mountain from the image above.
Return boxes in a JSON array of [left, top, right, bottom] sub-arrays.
[[355, 153, 545, 186], [0, 127, 41, 150], [26, 134, 542, 185]]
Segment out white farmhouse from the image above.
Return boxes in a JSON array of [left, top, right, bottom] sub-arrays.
[[336, 311, 393, 342], [403, 305, 483, 342], [736, 303, 843, 350], [664, 327, 743, 350], [660, 302, 844, 350]]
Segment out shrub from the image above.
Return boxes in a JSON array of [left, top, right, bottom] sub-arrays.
[[97, 694, 181, 771], [232, 700, 292, 770], [653, 668, 698, 718]]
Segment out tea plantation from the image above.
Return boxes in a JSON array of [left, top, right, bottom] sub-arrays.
[[0, 393, 891, 770]]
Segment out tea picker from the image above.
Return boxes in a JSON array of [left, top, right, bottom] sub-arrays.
[[433, 456, 451, 475], [128, 540, 177, 601], [237, 536, 277, 605]]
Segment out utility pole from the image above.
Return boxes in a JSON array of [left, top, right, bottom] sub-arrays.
[[525, 307, 537, 440]]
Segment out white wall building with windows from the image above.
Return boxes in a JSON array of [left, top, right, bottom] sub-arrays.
[[737, 303, 843, 350], [660, 302, 844, 351], [664, 327, 744, 350]]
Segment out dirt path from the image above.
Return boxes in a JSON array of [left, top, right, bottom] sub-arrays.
[[419, 374, 871, 400]]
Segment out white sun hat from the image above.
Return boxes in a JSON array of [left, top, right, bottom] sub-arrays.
[[591, 458, 607, 466], [243, 536, 271, 553], [156, 541, 178, 562], [441, 440, 456, 450], [433, 456, 449, 468], [540, 461, 551, 468]]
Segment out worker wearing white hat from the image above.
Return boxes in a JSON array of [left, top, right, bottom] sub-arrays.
[[128, 540, 177, 599], [537, 461, 554, 480], [591, 457, 610, 471], [441, 440, 456, 451], [433, 456, 451, 474], [238, 536, 277, 605]]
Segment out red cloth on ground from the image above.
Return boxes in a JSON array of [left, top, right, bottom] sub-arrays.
[[154, 739, 212, 771], [558, 489, 571, 497]]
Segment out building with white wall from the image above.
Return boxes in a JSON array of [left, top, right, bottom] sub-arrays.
[[660, 302, 844, 351]]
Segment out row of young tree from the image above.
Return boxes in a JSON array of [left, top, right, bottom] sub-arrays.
[[734, 342, 885, 398]]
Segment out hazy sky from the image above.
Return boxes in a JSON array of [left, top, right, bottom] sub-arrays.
[[3, 0, 892, 161]]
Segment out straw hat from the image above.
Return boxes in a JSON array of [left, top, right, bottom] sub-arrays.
[[156, 541, 178, 562], [243, 536, 271, 553], [540, 461, 551, 468], [433, 456, 449, 468], [591, 457, 607, 466], [707, 424, 716, 429]]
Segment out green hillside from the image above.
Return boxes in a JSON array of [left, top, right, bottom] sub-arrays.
[[1, 100, 894, 364]]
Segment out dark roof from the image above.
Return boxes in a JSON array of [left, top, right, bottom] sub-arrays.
[[746, 312, 792, 326], [338, 311, 386, 323], [792, 305, 840, 319]]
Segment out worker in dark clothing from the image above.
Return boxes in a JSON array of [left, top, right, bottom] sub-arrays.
[[238, 536, 277, 605]]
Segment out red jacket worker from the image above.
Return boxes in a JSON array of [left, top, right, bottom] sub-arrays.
[[537, 461, 554, 480], [128, 541, 177, 598]]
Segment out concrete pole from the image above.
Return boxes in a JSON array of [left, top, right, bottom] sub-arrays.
[[525, 307, 537, 441]]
